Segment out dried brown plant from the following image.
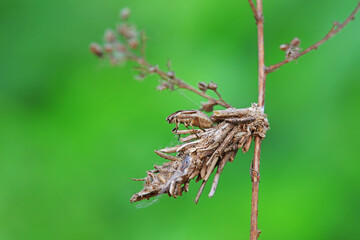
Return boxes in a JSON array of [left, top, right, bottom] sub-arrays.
[[90, 2, 360, 239]]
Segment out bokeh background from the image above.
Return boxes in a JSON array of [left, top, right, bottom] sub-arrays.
[[1, 0, 359, 239]]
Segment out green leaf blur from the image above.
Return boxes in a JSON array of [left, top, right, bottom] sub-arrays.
[[1, 0, 359, 239]]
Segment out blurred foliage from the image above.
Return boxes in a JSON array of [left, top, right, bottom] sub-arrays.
[[0, 0, 359, 239]]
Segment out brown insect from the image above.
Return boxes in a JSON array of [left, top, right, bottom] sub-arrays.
[[166, 110, 213, 132]]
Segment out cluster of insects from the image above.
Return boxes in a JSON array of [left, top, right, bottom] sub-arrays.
[[130, 104, 269, 203]]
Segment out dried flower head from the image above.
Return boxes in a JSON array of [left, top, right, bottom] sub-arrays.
[[208, 82, 218, 91]]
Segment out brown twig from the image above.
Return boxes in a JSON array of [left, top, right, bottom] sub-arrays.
[[129, 54, 232, 108], [249, 0, 265, 239], [266, 2, 360, 73], [247, 2, 360, 239], [247, 0, 260, 22]]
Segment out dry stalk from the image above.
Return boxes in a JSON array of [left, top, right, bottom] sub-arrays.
[[247, 1, 359, 239]]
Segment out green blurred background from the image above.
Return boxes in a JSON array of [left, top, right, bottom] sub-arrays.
[[1, 0, 359, 239]]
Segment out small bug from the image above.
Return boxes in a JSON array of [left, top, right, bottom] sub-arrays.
[[166, 110, 213, 132]]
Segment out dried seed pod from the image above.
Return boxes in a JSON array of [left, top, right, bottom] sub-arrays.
[[291, 37, 301, 47], [89, 43, 104, 57], [117, 24, 137, 39], [198, 82, 208, 92], [280, 43, 290, 51], [167, 71, 175, 79], [149, 65, 159, 73], [104, 29, 116, 43], [208, 82, 218, 91], [120, 7, 130, 20], [104, 44, 113, 53], [128, 39, 138, 49], [156, 81, 170, 91], [117, 24, 127, 35]]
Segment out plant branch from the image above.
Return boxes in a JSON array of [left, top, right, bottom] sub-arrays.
[[127, 54, 232, 109], [247, 0, 260, 22], [266, 2, 360, 73], [250, 0, 265, 239]]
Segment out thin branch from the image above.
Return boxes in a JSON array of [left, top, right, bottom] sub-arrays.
[[247, 0, 260, 22], [250, 0, 265, 239], [250, 137, 262, 240], [128, 54, 232, 108], [266, 2, 360, 73]]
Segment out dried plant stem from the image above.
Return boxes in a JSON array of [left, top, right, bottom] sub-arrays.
[[266, 2, 360, 73], [250, 137, 262, 239], [247, 0, 260, 22], [249, 0, 265, 239], [128, 54, 232, 108], [248, 2, 360, 239]]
